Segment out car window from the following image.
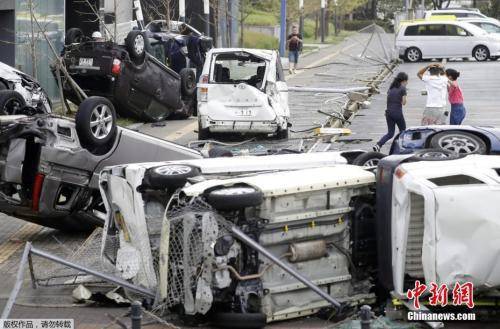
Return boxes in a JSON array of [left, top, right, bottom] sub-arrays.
[[404, 25, 419, 36], [276, 57, 285, 82], [211, 53, 268, 89], [446, 25, 468, 36], [417, 24, 446, 36], [480, 23, 500, 33], [468, 13, 483, 18]]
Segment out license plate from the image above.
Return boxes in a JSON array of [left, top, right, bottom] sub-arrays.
[[235, 109, 253, 116], [79, 58, 93, 66]]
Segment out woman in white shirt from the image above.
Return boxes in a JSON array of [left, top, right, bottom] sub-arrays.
[[417, 63, 449, 125]]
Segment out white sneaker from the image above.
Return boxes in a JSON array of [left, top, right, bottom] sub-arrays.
[[372, 144, 381, 152]]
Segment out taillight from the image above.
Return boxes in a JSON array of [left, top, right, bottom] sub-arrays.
[[111, 58, 122, 75], [199, 74, 209, 101], [32, 173, 45, 212]]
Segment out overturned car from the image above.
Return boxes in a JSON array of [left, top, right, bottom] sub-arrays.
[[99, 151, 500, 326]]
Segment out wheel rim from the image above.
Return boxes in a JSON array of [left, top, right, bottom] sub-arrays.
[[437, 134, 480, 154], [154, 165, 192, 176], [407, 49, 420, 62], [418, 151, 450, 159], [364, 158, 380, 167], [134, 35, 145, 55], [475, 47, 487, 61], [211, 187, 255, 196], [3, 98, 22, 115], [89, 104, 113, 140]]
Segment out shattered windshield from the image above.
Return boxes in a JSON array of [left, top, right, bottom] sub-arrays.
[[211, 53, 268, 89]]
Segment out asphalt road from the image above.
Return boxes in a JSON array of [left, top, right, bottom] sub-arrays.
[[1, 31, 500, 328]]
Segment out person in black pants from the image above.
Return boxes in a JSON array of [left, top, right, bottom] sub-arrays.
[[373, 72, 409, 152]]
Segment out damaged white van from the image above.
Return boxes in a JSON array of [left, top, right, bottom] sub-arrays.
[[197, 49, 290, 139]]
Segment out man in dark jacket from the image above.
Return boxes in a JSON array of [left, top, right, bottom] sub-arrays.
[[287, 25, 302, 74]]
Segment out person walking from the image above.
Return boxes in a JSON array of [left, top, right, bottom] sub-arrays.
[[417, 63, 449, 125], [445, 68, 466, 125], [373, 72, 409, 152], [287, 25, 302, 74]]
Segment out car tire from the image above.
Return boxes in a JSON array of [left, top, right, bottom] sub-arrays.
[[75, 96, 117, 150], [205, 186, 263, 211], [276, 127, 289, 139], [145, 164, 200, 190], [65, 28, 84, 45], [352, 151, 386, 167], [404, 47, 422, 62], [125, 30, 148, 64], [180, 68, 197, 97], [473, 45, 489, 62], [410, 149, 460, 161], [0, 90, 26, 115], [198, 120, 210, 140], [429, 131, 487, 155], [210, 312, 266, 329]]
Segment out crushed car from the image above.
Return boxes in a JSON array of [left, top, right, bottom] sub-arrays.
[[59, 28, 197, 121], [197, 48, 290, 139], [0, 96, 201, 231], [0, 61, 51, 115], [99, 146, 500, 326]]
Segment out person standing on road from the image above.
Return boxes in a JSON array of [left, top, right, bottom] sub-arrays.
[[373, 72, 409, 152], [445, 68, 466, 125], [417, 63, 449, 125], [287, 25, 302, 74]]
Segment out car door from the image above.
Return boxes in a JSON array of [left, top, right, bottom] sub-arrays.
[[419, 24, 447, 57], [445, 24, 474, 57], [266, 51, 289, 118]]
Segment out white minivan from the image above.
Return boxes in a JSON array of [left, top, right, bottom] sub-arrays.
[[396, 20, 500, 62], [196, 48, 290, 139]]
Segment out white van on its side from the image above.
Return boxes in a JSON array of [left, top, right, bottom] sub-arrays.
[[396, 20, 500, 62]]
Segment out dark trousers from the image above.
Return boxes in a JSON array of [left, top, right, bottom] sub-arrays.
[[377, 111, 406, 147]]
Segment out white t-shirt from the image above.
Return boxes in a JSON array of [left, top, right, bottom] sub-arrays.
[[422, 73, 448, 108]]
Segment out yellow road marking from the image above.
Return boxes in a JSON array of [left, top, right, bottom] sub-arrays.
[[0, 223, 42, 265], [165, 120, 197, 141]]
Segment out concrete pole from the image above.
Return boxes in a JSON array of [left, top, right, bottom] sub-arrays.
[[299, 0, 304, 35], [279, 0, 287, 56], [204, 0, 210, 36], [179, 0, 186, 22], [321, 0, 326, 43]]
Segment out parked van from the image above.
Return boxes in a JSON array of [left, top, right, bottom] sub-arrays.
[[396, 20, 500, 62], [460, 17, 500, 35]]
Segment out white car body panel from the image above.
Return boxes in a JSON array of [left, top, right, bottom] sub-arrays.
[[391, 155, 500, 295], [396, 21, 500, 59], [197, 48, 290, 135]]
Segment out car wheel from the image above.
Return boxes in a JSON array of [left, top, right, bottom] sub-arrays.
[[205, 186, 263, 211], [75, 96, 117, 150], [429, 131, 487, 155], [125, 30, 148, 64], [145, 164, 200, 190], [276, 127, 289, 139], [352, 151, 386, 167], [0, 90, 26, 115], [180, 68, 197, 97], [410, 149, 460, 161], [198, 120, 210, 140], [404, 47, 422, 62], [65, 28, 84, 45], [473, 46, 489, 62]]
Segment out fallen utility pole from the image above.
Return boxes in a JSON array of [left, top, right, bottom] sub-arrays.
[[288, 86, 371, 93]]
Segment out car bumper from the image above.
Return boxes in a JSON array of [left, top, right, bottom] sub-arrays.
[[207, 120, 279, 133]]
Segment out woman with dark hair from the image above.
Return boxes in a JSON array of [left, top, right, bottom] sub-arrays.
[[373, 72, 409, 152], [446, 68, 466, 125]]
